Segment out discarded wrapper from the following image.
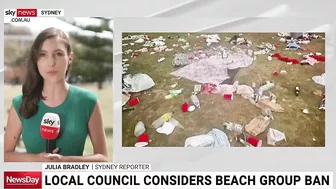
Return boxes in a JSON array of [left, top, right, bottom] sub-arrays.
[[158, 57, 165, 63], [302, 108, 309, 114], [267, 128, 286, 145], [245, 115, 271, 136]]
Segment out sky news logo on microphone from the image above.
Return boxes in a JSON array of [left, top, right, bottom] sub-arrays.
[[4, 172, 42, 188], [40, 113, 60, 140]]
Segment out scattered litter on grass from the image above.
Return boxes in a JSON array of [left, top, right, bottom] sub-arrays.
[[122, 32, 325, 147]]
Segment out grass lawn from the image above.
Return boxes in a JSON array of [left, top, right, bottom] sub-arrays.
[[4, 82, 113, 161], [122, 32, 325, 147]]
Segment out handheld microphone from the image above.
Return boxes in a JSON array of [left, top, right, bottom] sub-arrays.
[[40, 113, 60, 153]]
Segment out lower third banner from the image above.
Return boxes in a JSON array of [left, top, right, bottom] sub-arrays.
[[4, 171, 333, 189]]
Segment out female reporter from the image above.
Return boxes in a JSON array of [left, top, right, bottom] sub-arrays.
[[4, 27, 108, 162]]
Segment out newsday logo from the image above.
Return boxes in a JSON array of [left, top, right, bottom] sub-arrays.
[[4, 172, 42, 188]]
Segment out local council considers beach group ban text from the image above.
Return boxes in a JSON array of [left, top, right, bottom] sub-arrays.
[[43, 163, 151, 171], [42, 173, 331, 187]]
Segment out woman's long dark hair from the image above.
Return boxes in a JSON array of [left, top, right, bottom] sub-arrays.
[[19, 27, 72, 119]]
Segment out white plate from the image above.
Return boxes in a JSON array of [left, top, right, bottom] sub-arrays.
[[188, 105, 196, 112]]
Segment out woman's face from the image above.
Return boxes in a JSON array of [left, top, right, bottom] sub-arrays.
[[37, 37, 73, 83]]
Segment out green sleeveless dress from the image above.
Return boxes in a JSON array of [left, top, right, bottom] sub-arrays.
[[12, 85, 98, 156]]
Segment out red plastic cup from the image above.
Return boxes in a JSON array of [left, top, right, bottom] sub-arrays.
[[247, 136, 262, 147], [181, 103, 189, 112], [128, 97, 140, 106], [134, 133, 149, 147], [224, 93, 233, 100], [273, 71, 279, 76]]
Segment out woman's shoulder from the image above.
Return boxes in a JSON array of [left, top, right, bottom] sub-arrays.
[[12, 93, 23, 105], [70, 85, 98, 102], [12, 94, 23, 113]]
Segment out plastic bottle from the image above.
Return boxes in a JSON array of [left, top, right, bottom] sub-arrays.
[[151, 112, 174, 129], [169, 88, 184, 96], [259, 81, 275, 94], [254, 89, 262, 102], [165, 88, 184, 99], [190, 95, 200, 108], [224, 122, 243, 133]]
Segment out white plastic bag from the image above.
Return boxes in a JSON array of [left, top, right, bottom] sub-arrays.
[[156, 122, 175, 135], [236, 85, 254, 99], [207, 128, 230, 147], [312, 73, 325, 86], [185, 135, 215, 147], [123, 73, 155, 93], [267, 128, 286, 145]]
